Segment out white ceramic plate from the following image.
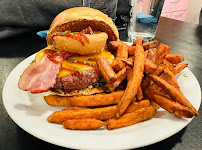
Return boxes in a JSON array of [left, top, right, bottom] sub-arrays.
[[3, 53, 201, 150]]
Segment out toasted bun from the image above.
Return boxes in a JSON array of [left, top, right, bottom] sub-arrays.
[[47, 7, 119, 46], [53, 31, 108, 55]]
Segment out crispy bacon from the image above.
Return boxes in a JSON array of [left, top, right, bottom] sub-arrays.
[[18, 54, 63, 93]]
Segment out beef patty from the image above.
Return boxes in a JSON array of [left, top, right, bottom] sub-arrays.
[[54, 70, 101, 90]]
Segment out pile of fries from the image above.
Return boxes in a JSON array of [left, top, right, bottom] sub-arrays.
[[44, 38, 199, 130]]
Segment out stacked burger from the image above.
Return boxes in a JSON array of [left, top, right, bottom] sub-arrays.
[[18, 7, 119, 96]]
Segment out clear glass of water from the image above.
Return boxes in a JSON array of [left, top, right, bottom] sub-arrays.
[[128, 0, 165, 41], [83, 0, 118, 22]]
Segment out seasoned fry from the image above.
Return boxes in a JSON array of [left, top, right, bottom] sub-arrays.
[[125, 100, 150, 113], [174, 63, 188, 75], [144, 58, 157, 74], [165, 53, 184, 64], [120, 58, 133, 66], [146, 48, 157, 63], [107, 41, 122, 51], [97, 56, 117, 83], [48, 100, 152, 124], [142, 40, 158, 50], [107, 106, 157, 130], [105, 67, 127, 92], [161, 67, 179, 90], [155, 44, 170, 65], [63, 119, 106, 130], [128, 46, 136, 56], [148, 74, 199, 115], [112, 42, 128, 71], [136, 86, 144, 101], [44, 91, 124, 107], [122, 57, 157, 74], [145, 89, 195, 118], [133, 37, 144, 45], [163, 59, 175, 73], [48, 105, 117, 124], [116, 43, 145, 118], [141, 64, 166, 89]]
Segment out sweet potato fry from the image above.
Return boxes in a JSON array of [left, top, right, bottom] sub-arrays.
[[105, 67, 127, 92], [128, 46, 136, 56], [155, 44, 170, 65], [120, 58, 133, 66], [63, 119, 106, 130], [125, 100, 150, 113], [48, 105, 117, 124], [161, 67, 179, 90], [144, 58, 157, 74], [148, 74, 199, 115], [48, 99, 151, 124], [143, 40, 158, 50], [107, 106, 157, 130], [174, 63, 188, 75], [136, 86, 144, 101], [112, 42, 128, 71], [132, 37, 144, 46], [116, 43, 145, 118], [145, 89, 195, 118], [107, 41, 122, 51], [163, 59, 175, 73], [146, 48, 157, 62], [97, 56, 117, 83], [141, 64, 166, 89], [44, 91, 124, 107], [165, 53, 184, 64]]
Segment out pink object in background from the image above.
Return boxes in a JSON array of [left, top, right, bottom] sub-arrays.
[[161, 0, 191, 21]]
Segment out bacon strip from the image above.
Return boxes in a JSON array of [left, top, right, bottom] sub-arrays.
[[18, 54, 63, 93]]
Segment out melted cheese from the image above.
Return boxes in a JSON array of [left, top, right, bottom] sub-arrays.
[[35, 46, 115, 78]]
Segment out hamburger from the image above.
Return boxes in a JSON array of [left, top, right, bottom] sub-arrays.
[[18, 7, 119, 96]]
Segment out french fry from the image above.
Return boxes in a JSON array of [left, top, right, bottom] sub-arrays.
[[125, 100, 150, 113], [155, 44, 170, 65], [116, 43, 145, 118], [165, 53, 184, 64], [112, 42, 128, 71], [128, 46, 136, 56], [120, 58, 133, 66], [63, 119, 106, 130], [105, 67, 127, 92], [145, 89, 195, 118], [143, 40, 158, 50], [146, 48, 157, 63], [44, 91, 124, 107], [97, 56, 117, 83], [122, 57, 157, 74], [107, 106, 157, 130], [174, 63, 188, 75], [48, 105, 117, 124], [163, 59, 175, 73], [141, 64, 166, 89], [161, 67, 180, 90], [107, 41, 122, 51], [148, 74, 199, 115], [132, 37, 144, 45], [144, 58, 157, 74], [136, 86, 144, 101], [48, 100, 151, 124]]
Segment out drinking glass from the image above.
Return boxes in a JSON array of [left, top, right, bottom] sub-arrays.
[[128, 0, 165, 41]]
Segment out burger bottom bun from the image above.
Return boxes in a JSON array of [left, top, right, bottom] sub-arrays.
[[53, 32, 108, 55], [49, 87, 104, 96]]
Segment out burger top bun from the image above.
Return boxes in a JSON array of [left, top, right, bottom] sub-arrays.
[[46, 7, 119, 45]]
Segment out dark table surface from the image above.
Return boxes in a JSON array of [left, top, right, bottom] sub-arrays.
[[0, 17, 202, 150]]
